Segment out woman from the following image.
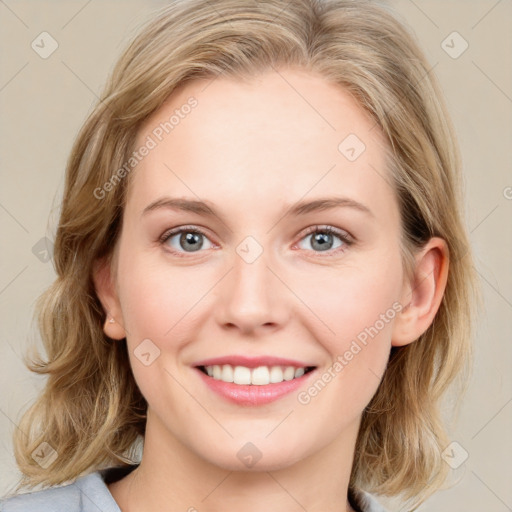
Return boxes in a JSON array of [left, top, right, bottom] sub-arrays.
[[0, 0, 478, 511]]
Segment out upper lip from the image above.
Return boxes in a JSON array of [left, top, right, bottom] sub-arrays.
[[192, 355, 316, 369]]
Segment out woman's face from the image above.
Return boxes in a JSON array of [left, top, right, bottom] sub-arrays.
[[105, 68, 409, 471]]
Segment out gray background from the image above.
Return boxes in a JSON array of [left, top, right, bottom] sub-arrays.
[[0, 1, 511, 510]]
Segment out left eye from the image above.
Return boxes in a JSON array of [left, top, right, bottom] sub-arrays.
[[296, 226, 351, 253], [160, 227, 213, 254]]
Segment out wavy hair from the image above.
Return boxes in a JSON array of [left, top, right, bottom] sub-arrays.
[[10, 0, 478, 509]]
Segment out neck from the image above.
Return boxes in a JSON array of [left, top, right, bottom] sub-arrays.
[[108, 410, 361, 512]]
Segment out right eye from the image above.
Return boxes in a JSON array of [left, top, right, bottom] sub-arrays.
[[160, 226, 215, 256]]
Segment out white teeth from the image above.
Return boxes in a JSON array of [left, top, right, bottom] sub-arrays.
[[221, 364, 234, 382], [251, 366, 270, 385], [202, 364, 311, 385], [283, 367, 295, 381], [233, 366, 251, 385], [269, 366, 283, 383], [212, 365, 222, 380]]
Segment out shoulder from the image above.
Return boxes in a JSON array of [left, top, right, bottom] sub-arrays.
[[0, 471, 120, 512]]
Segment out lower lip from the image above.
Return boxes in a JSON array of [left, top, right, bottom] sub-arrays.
[[194, 368, 316, 406]]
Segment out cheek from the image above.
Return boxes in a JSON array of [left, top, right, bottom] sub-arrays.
[[297, 255, 402, 400], [117, 245, 214, 340], [298, 255, 403, 345], [115, 250, 213, 410]]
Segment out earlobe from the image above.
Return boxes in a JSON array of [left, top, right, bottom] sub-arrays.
[[392, 237, 449, 347], [92, 258, 127, 340]]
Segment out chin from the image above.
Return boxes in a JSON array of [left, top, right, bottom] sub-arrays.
[[199, 442, 306, 473]]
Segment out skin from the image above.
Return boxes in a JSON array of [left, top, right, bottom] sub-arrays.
[[94, 67, 448, 512]]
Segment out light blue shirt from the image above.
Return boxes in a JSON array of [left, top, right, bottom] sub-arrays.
[[0, 465, 388, 511]]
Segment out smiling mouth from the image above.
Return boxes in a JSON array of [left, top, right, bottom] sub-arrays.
[[196, 364, 316, 386]]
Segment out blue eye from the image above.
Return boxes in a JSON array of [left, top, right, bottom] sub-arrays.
[[160, 226, 214, 254], [297, 226, 352, 255]]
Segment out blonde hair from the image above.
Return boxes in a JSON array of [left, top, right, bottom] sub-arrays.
[[11, 0, 479, 509]]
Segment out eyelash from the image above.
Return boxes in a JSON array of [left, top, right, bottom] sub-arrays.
[[159, 225, 354, 258]]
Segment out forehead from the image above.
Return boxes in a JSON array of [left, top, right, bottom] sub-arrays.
[[127, 67, 395, 221]]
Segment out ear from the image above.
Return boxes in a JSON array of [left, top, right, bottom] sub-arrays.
[[392, 237, 449, 347], [92, 257, 126, 340]]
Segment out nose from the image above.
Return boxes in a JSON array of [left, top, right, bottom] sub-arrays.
[[215, 245, 290, 336]]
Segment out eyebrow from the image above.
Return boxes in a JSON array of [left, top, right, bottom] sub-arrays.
[[142, 196, 374, 220]]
